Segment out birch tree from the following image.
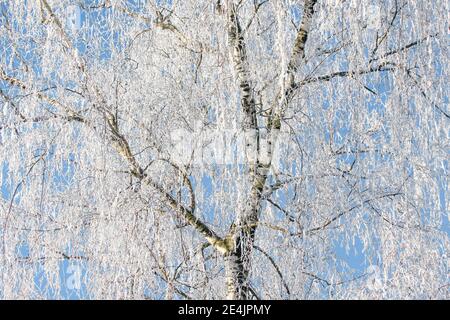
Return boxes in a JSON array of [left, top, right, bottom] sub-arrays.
[[0, 0, 448, 299]]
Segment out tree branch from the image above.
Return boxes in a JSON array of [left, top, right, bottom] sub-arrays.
[[269, 0, 318, 130], [370, 33, 438, 64], [297, 62, 396, 87], [227, 3, 257, 131], [253, 245, 291, 296], [0, 68, 88, 124]]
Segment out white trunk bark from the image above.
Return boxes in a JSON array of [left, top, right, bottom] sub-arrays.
[[223, 0, 317, 300]]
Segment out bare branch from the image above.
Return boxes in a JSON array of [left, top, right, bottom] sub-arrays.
[[253, 245, 291, 296]]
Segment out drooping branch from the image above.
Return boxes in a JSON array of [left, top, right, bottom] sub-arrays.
[[1, 67, 226, 258], [106, 123, 227, 254], [404, 66, 449, 119], [253, 245, 291, 296], [2, 130, 61, 260], [147, 178, 227, 253], [39, 3, 215, 238], [371, 0, 406, 56], [243, 0, 270, 33], [269, 0, 318, 130]]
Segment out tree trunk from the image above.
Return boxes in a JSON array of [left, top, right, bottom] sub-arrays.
[[224, 173, 266, 299], [224, 251, 248, 299]]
